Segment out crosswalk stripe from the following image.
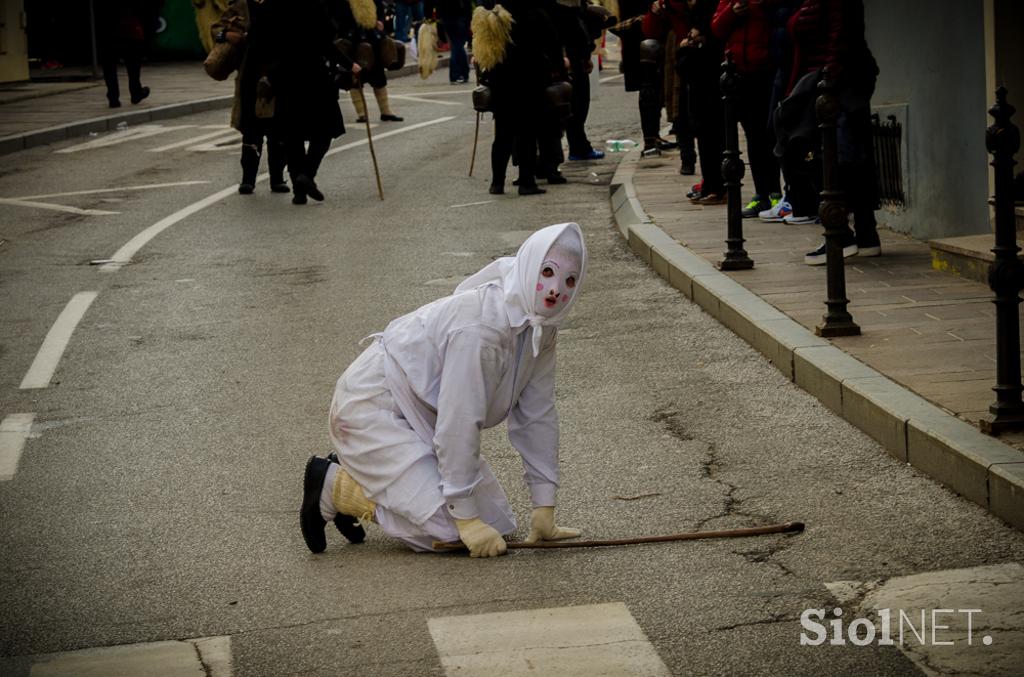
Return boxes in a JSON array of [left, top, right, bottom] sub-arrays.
[[55, 125, 195, 154], [427, 602, 671, 677], [25, 636, 232, 677], [148, 128, 234, 152]]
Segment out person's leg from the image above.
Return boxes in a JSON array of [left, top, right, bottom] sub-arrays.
[[514, 116, 544, 195], [350, 88, 368, 122], [123, 41, 149, 104], [304, 134, 331, 201], [737, 72, 781, 206], [490, 112, 513, 193], [238, 129, 262, 194], [566, 66, 596, 158], [638, 63, 663, 153], [266, 132, 289, 192], [374, 86, 404, 121], [395, 3, 411, 42], [285, 137, 310, 205], [693, 80, 724, 196], [675, 80, 697, 173], [100, 49, 120, 107], [446, 16, 469, 82]]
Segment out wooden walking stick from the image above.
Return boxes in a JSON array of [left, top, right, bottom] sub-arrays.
[[469, 111, 480, 177], [433, 520, 805, 552], [356, 85, 385, 201]]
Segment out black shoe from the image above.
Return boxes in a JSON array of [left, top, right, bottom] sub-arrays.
[[656, 137, 678, 151], [380, 114, 404, 122], [269, 179, 290, 193], [292, 191, 307, 205], [130, 87, 150, 105], [488, 182, 504, 195], [292, 174, 312, 204], [326, 453, 367, 544], [108, 98, 121, 109], [679, 162, 695, 175], [546, 172, 567, 185], [518, 184, 546, 196], [238, 182, 255, 195], [300, 456, 330, 553], [355, 116, 367, 123], [306, 180, 325, 202]]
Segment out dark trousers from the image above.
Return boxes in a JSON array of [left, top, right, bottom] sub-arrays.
[[673, 82, 696, 166], [736, 71, 781, 199], [491, 111, 537, 186], [565, 66, 593, 156], [241, 127, 286, 183], [781, 139, 820, 217], [100, 45, 143, 103], [691, 76, 724, 194], [638, 63, 663, 148], [285, 136, 331, 182], [444, 15, 470, 82]]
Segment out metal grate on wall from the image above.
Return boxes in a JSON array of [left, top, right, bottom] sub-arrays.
[[872, 113, 906, 207]]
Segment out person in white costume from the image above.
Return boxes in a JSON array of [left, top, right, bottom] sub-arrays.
[[300, 222, 587, 557]]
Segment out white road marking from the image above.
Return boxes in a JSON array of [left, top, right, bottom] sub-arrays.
[[0, 413, 34, 481], [26, 635, 232, 677], [20, 292, 99, 389], [392, 89, 473, 97], [449, 200, 494, 208], [186, 131, 243, 152], [148, 127, 234, 152], [0, 198, 118, 216], [100, 117, 455, 272], [825, 564, 1024, 677], [600, 73, 624, 83], [389, 94, 463, 106], [428, 602, 671, 677], [55, 125, 195, 154], [17, 181, 212, 200]]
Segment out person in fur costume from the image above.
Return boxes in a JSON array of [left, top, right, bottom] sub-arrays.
[[475, 0, 564, 196], [300, 223, 587, 557], [335, 0, 405, 122]]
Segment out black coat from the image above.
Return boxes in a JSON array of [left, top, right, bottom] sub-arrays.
[[482, 0, 562, 114]]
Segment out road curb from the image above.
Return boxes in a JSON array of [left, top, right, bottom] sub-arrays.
[[609, 148, 1024, 531], [0, 61, 438, 157]]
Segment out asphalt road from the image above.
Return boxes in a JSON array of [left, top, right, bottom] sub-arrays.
[[1, 69, 1023, 677]]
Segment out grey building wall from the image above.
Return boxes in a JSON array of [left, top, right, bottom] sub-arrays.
[[864, 0, 990, 240]]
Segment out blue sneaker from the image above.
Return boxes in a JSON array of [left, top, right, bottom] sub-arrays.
[[568, 149, 606, 161]]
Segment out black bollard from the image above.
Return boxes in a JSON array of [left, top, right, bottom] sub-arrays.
[[980, 87, 1024, 435], [814, 69, 860, 337], [718, 53, 753, 271]]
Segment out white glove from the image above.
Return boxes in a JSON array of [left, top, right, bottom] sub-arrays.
[[524, 506, 582, 544], [454, 518, 508, 558]]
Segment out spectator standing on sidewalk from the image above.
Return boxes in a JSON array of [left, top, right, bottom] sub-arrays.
[[772, 0, 881, 264], [299, 223, 587, 558], [642, 0, 696, 174], [677, 0, 726, 204], [437, 0, 472, 83], [95, 0, 160, 108], [394, 0, 425, 43], [551, 0, 604, 162], [711, 0, 782, 217], [344, 0, 406, 122]]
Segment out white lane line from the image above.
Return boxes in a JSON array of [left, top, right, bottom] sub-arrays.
[[148, 128, 234, 152], [392, 89, 473, 97], [26, 635, 232, 677], [20, 292, 99, 389], [0, 414, 34, 481], [428, 602, 671, 677], [16, 181, 212, 200], [600, 73, 624, 83], [187, 131, 244, 152], [99, 116, 455, 272], [449, 200, 494, 208], [0, 198, 118, 216], [389, 94, 464, 106], [55, 125, 196, 154]]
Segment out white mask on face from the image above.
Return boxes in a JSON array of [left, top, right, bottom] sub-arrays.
[[534, 247, 582, 318]]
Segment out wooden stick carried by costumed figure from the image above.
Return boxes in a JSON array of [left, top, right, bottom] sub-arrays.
[[433, 521, 805, 552], [356, 84, 384, 200]]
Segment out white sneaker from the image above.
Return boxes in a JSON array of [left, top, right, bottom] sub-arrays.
[[784, 214, 820, 225], [758, 200, 792, 222]]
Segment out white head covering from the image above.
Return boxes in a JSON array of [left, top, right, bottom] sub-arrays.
[[455, 222, 588, 356]]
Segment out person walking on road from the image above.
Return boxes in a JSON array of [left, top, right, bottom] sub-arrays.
[[300, 223, 587, 557], [95, 0, 160, 108]]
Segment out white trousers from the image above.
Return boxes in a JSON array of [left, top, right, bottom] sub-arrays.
[[330, 342, 516, 551]]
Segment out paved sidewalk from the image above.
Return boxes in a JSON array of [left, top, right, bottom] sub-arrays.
[[610, 147, 1024, 531]]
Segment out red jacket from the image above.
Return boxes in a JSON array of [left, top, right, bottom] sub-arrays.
[[711, 0, 772, 74], [785, 0, 845, 93], [642, 0, 691, 42]]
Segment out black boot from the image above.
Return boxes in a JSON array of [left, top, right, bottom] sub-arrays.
[[326, 452, 367, 544], [267, 140, 290, 193], [239, 143, 260, 195], [300, 456, 331, 553], [291, 174, 310, 205]]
